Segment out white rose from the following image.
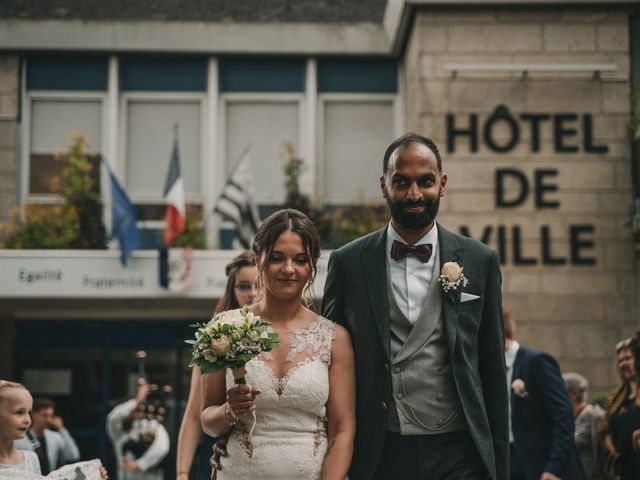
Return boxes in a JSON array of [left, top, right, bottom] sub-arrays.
[[215, 310, 244, 328], [441, 262, 463, 281]]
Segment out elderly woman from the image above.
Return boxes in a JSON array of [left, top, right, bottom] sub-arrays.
[[563, 372, 605, 480]]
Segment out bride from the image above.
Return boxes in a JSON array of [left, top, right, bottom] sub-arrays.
[[201, 209, 355, 480]]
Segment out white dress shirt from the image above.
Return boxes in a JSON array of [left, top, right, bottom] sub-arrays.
[[505, 340, 520, 443], [106, 399, 170, 480], [386, 222, 438, 325]]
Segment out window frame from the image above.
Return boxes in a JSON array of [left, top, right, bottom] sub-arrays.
[[22, 90, 108, 206], [118, 91, 208, 229], [218, 92, 307, 205]]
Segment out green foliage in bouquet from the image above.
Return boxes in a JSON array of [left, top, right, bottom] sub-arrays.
[[187, 306, 280, 375], [1, 134, 107, 249]]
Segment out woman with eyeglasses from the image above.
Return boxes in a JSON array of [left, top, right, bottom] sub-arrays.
[[176, 251, 257, 480]]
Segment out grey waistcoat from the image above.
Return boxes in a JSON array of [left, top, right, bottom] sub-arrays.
[[386, 248, 467, 435]]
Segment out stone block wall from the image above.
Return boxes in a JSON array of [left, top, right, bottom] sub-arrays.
[[0, 55, 20, 222], [405, 6, 635, 398]]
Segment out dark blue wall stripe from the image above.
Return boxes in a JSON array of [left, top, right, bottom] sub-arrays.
[[15, 320, 194, 348], [121, 55, 207, 92], [27, 55, 108, 91], [220, 57, 305, 92], [318, 57, 398, 93]]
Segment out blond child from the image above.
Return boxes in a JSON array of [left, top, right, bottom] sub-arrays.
[[0, 380, 110, 480], [0, 380, 41, 473]]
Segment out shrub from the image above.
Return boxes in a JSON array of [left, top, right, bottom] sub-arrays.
[[1, 134, 107, 249]]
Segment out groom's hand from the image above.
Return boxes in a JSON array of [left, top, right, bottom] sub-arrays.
[[226, 384, 260, 416]]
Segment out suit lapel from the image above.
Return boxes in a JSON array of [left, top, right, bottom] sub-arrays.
[[437, 224, 463, 357], [362, 228, 391, 360]]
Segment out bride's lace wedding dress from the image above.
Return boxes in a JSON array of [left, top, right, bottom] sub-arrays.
[[217, 316, 336, 480]]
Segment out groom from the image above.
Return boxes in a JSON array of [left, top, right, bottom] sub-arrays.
[[322, 133, 508, 480]]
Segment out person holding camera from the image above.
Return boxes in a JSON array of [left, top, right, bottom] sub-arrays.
[[107, 383, 169, 480], [13, 397, 80, 474]]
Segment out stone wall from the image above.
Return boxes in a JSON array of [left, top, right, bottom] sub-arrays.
[[405, 6, 635, 398], [0, 55, 19, 222]]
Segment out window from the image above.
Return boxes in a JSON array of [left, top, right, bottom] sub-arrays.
[[220, 57, 306, 206], [224, 99, 301, 204], [321, 98, 395, 203], [120, 56, 208, 229], [317, 57, 399, 204], [29, 98, 103, 196], [25, 55, 108, 200], [125, 99, 202, 202]]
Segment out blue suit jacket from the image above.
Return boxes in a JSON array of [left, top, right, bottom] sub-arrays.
[[511, 346, 585, 480]]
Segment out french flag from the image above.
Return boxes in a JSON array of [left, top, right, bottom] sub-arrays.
[[163, 138, 186, 248]]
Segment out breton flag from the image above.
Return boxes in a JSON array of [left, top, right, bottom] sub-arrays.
[[214, 146, 261, 249], [163, 137, 186, 248], [103, 158, 142, 266]]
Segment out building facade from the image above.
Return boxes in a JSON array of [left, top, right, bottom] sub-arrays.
[[0, 0, 638, 474]]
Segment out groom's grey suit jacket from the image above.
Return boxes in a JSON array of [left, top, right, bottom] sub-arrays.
[[321, 224, 509, 480]]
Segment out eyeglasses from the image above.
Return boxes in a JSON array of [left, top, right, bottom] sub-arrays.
[[235, 283, 256, 294]]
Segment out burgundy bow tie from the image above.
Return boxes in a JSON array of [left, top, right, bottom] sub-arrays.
[[391, 240, 433, 263]]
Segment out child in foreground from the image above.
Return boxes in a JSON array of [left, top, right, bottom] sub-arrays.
[[0, 380, 108, 479]]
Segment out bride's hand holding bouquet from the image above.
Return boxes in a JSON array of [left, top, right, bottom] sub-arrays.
[[188, 305, 279, 426]]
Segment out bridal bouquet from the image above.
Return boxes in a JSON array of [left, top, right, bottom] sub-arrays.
[[187, 305, 279, 384]]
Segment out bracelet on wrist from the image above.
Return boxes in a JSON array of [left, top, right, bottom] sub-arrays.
[[176, 471, 189, 479], [224, 402, 239, 426]]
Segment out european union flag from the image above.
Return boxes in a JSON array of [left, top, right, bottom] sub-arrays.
[[105, 160, 141, 265]]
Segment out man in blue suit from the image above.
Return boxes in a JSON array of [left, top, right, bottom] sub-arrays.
[[504, 308, 585, 480]]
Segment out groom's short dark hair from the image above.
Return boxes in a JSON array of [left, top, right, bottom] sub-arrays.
[[383, 132, 443, 174]]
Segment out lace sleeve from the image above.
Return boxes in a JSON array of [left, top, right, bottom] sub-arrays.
[[314, 317, 337, 366]]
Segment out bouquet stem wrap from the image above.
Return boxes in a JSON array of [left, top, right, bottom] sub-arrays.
[[231, 366, 247, 385], [231, 364, 256, 437]]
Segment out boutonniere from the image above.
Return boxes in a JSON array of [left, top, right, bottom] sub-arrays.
[[511, 378, 529, 398], [438, 262, 469, 301]]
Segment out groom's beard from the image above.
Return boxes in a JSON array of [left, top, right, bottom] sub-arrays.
[[386, 197, 440, 230]]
